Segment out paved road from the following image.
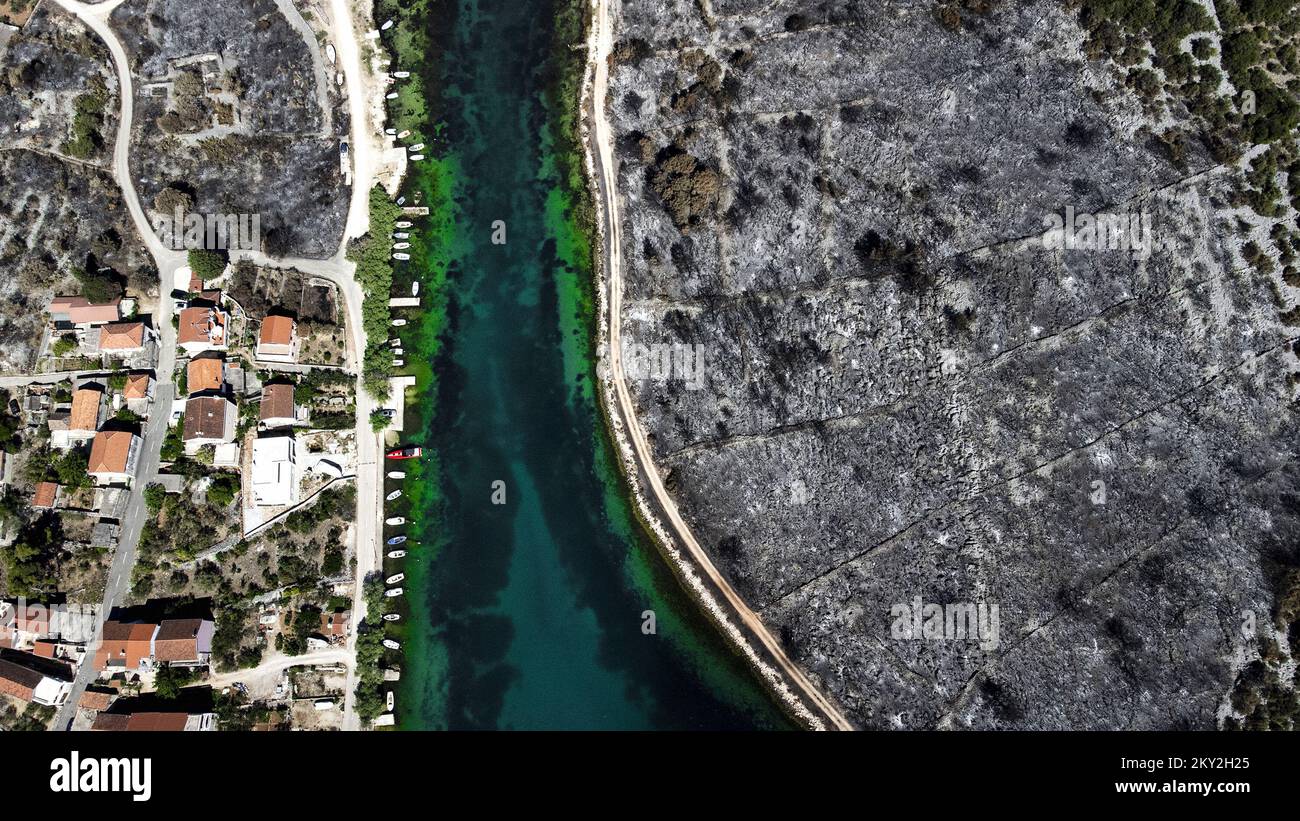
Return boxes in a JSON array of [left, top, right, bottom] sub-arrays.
[[48, 0, 382, 731], [51, 0, 185, 729], [585, 0, 852, 731]]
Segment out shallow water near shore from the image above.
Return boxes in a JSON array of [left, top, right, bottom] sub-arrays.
[[384, 0, 794, 730]]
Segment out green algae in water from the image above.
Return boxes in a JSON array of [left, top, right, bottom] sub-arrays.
[[378, 0, 795, 730]]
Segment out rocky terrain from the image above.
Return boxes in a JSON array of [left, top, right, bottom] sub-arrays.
[[0, 3, 118, 164], [0, 5, 151, 373], [609, 0, 1300, 729], [108, 0, 349, 258]]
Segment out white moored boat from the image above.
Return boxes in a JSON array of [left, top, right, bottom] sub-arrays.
[[408, 143, 425, 152], [385, 516, 404, 526], [386, 489, 403, 501], [393, 253, 410, 261], [385, 588, 403, 598], [411, 282, 420, 296], [387, 550, 407, 559], [392, 242, 410, 250], [383, 613, 401, 622], [383, 639, 401, 650], [397, 130, 411, 139], [381, 19, 394, 30], [393, 232, 410, 239], [409, 154, 424, 161], [386, 92, 398, 99], [386, 128, 397, 135], [396, 221, 413, 228], [393, 71, 410, 79], [391, 318, 407, 327], [387, 573, 405, 585], [387, 471, 406, 479]]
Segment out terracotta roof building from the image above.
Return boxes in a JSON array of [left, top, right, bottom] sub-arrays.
[[69, 386, 104, 434], [79, 687, 117, 711], [259, 384, 296, 427], [88, 430, 141, 484], [255, 315, 299, 363], [98, 321, 147, 353], [92, 621, 158, 671], [177, 306, 228, 354], [48, 295, 121, 326], [124, 372, 153, 401], [186, 354, 225, 395], [153, 618, 214, 664], [0, 649, 73, 706], [319, 610, 350, 640], [182, 396, 236, 449], [91, 710, 215, 731], [32, 481, 59, 509]]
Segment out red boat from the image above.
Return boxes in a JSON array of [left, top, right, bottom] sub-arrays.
[[385, 446, 422, 460]]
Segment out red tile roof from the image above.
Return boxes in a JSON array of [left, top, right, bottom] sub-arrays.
[[69, 387, 103, 432], [259, 384, 295, 422], [93, 621, 156, 670], [49, 295, 120, 324], [32, 481, 59, 509], [259, 315, 296, 347], [88, 430, 137, 475], [124, 372, 152, 400], [99, 322, 146, 351]]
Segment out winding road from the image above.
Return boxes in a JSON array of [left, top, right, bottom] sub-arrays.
[[586, 0, 853, 731], [47, 0, 381, 730]]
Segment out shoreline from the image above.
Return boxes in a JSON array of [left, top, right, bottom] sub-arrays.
[[578, 0, 851, 731]]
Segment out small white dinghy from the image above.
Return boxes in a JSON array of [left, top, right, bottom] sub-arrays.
[[383, 613, 401, 622], [386, 573, 405, 585], [396, 221, 413, 228], [387, 470, 406, 479], [397, 130, 411, 139], [411, 282, 420, 297], [386, 128, 397, 135], [392, 242, 410, 250], [381, 19, 395, 31], [382, 639, 401, 650], [391, 318, 407, 327], [393, 232, 410, 239], [385, 588, 403, 598], [393, 253, 410, 261], [387, 549, 407, 559], [386, 92, 399, 99], [409, 154, 425, 162], [386, 516, 405, 526], [393, 71, 410, 79], [387, 489, 403, 501], [408, 143, 425, 152]]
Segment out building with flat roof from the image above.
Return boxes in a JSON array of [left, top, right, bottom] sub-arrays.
[[250, 436, 298, 507]]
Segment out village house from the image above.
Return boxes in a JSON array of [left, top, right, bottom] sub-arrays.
[[0, 600, 50, 650], [0, 649, 74, 707], [124, 372, 155, 415], [92, 617, 214, 673], [182, 395, 237, 452], [318, 610, 351, 644], [259, 383, 298, 428], [177, 305, 229, 355], [94, 321, 149, 356], [91, 709, 216, 731], [31, 481, 60, 510], [88, 430, 142, 485], [186, 353, 226, 395], [250, 435, 298, 507], [48, 295, 121, 327], [255, 315, 299, 364], [67, 386, 105, 442]]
